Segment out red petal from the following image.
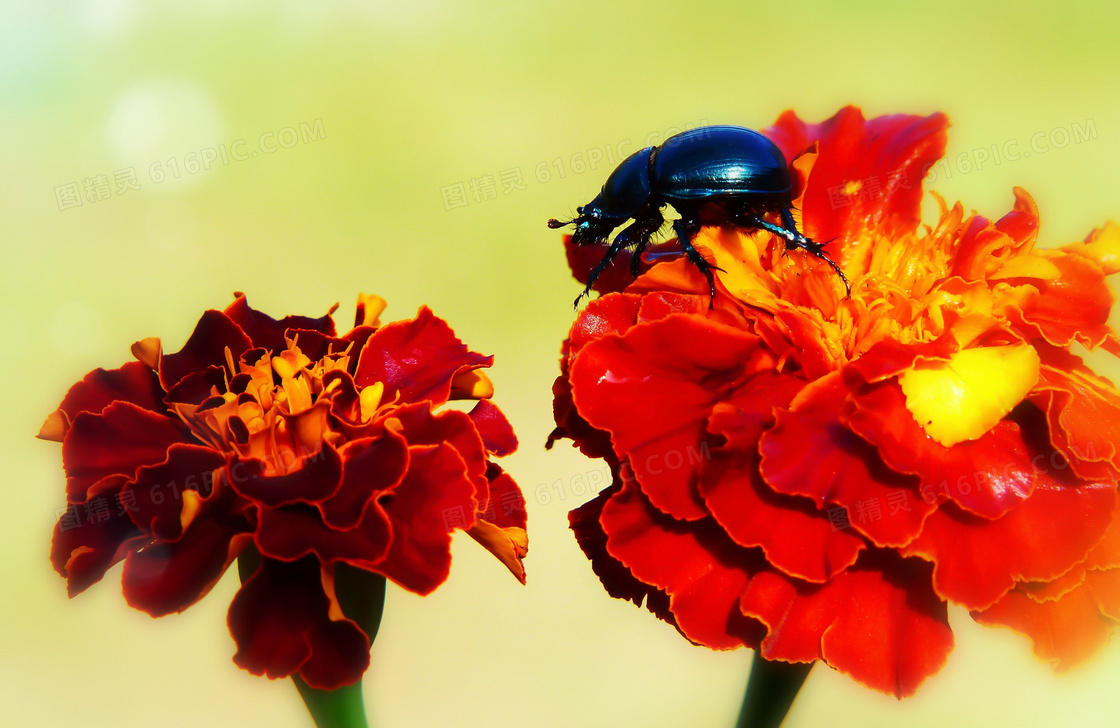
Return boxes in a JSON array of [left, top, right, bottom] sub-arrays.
[[391, 401, 489, 506], [564, 292, 643, 363], [635, 290, 747, 329], [255, 435, 408, 565], [57, 360, 165, 421], [1021, 562, 1089, 603], [373, 443, 477, 595], [354, 306, 491, 406], [62, 401, 190, 502], [700, 372, 866, 583], [228, 556, 370, 689], [569, 314, 769, 520], [468, 400, 518, 457], [50, 475, 144, 596], [124, 443, 226, 540], [339, 326, 378, 377], [841, 334, 958, 388], [550, 294, 646, 457], [224, 293, 337, 353], [548, 372, 615, 459], [122, 523, 249, 617], [255, 501, 392, 568], [994, 187, 1040, 248], [569, 481, 675, 624], [162, 365, 228, 406], [481, 462, 527, 531], [763, 107, 949, 247], [230, 443, 344, 508], [321, 370, 371, 438], [843, 381, 1035, 520], [564, 235, 646, 294], [759, 373, 934, 548], [902, 481, 1118, 611], [600, 472, 766, 650], [468, 464, 529, 583], [277, 328, 351, 362], [317, 429, 409, 530], [121, 468, 252, 616], [1018, 492, 1120, 598], [973, 568, 1120, 671], [159, 310, 253, 390], [740, 553, 953, 698]]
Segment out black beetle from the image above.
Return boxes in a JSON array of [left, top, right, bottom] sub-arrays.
[[549, 125, 849, 307]]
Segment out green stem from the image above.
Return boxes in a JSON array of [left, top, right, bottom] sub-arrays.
[[735, 653, 813, 728], [293, 675, 370, 728]]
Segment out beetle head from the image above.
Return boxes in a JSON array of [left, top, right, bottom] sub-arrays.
[[548, 194, 620, 246]]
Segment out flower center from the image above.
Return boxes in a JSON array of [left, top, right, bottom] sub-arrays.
[[174, 335, 386, 473]]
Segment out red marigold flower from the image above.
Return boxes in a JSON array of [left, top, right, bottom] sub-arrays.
[[550, 106, 1120, 700], [41, 293, 527, 690]]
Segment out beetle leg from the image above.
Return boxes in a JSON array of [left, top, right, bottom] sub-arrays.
[[739, 212, 851, 297], [628, 207, 666, 278], [575, 223, 639, 308], [673, 218, 717, 306]]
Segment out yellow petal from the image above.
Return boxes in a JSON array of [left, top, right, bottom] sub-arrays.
[[1063, 220, 1120, 275], [273, 345, 310, 380], [450, 369, 494, 400], [282, 376, 313, 415], [355, 293, 388, 328], [179, 489, 203, 532], [359, 381, 385, 420], [899, 344, 1040, 446], [989, 254, 1061, 281]]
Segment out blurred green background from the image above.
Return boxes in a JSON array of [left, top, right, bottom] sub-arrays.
[[3, 1, 1120, 726]]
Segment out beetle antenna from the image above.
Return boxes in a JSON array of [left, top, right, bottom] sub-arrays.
[[548, 208, 584, 228]]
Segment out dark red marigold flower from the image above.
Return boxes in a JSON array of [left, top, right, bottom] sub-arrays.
[[41, 292, 527, 689], [550, 106, 1120, 697]]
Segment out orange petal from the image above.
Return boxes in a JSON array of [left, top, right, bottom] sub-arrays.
[[467, 521, 528, 584], [702, 226, 782, 303], [131, 336, 161, 369], [1005, 251, 1116, 350], [973, 568, 1120, 671], [37, 409, 68, 442], [1030, 353, 1120, 482]]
